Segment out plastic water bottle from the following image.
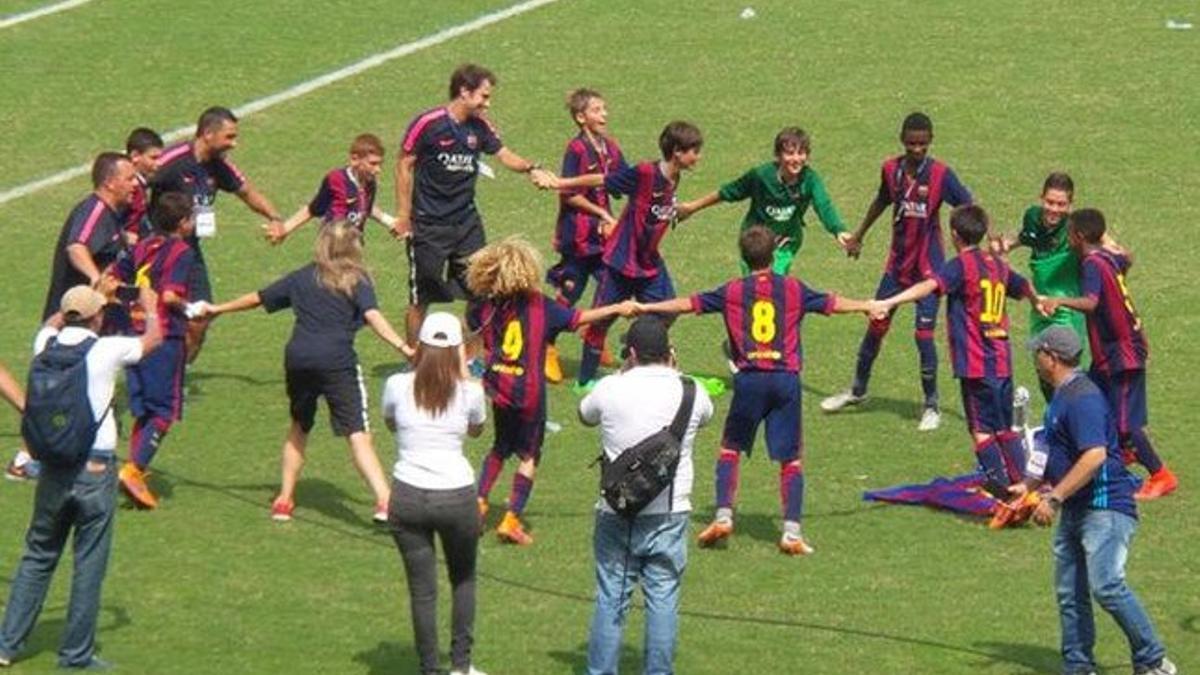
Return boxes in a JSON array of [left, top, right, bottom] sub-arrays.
[[1012, 386, 1030, 430]]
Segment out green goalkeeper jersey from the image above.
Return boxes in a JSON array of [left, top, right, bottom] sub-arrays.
[[717, 162, 846, 270], [1018, 205, 1086, 343]]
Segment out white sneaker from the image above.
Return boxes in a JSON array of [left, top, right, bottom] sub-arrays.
[[917, 408, 941, 431], [450, 667, 488, 675], [1137, 657, 1177, 675], [820, 390, 866, 413]]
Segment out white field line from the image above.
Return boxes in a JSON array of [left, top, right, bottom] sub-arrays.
[[0, 0, 94, 30], [0, 0, 563, 206]]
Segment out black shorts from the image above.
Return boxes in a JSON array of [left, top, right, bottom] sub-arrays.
[[407, 214, 486, 306], [286, 366, 369, 436]]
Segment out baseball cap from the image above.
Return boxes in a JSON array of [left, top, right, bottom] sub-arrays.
[[418, 312, 463, 347], [60, 285, 106, 320], [1026, 325, 1083, 361], [621, 316, 670, 362]]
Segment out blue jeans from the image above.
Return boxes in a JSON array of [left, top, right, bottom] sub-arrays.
[[0, 459, 117, 667], [1053, 508, 1165, 674], [587, 511, 688, 675]]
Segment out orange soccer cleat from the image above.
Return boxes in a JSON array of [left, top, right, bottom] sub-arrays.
[[271, 497, 295, 522], [988, 491, 1041, 529], [697, 520, 733, 548], [496, 511, 533, 546], [1135, 468, 1178, 501], [778, 533, 815, 557], [544, 344, 564, 384], [118, 463, 159, 509]]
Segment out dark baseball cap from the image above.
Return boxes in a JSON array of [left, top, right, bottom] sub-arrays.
[[1027, 325, 1083, 361], [621, 316, 670, 362]]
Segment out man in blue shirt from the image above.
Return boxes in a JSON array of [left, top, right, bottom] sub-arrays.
[[1009, 326, 1175, 675]]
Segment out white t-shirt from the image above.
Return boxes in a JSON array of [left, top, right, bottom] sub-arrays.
[[579, 365, 714, 515], [381, 372, 486, 490], [33, 326, 144, 453]]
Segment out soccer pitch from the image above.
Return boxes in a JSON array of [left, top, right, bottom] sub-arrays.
[[1, 1, 1196, 672]]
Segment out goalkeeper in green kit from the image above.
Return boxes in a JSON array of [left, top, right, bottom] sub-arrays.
[[677, 127, 852, 273], [993, 172, 1088, 401]]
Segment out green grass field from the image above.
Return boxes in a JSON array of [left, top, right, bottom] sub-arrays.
[[1, 1, 1197, 672]]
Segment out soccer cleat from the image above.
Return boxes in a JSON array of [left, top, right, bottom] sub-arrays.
[[118, 463, 159, 509], [270, 497, 295, 522], [373, 501, 389, 524], [1135, 468, 1178, 501], [449, 666, 488, 675], [477, 497, 490, 522], [544, 344, 564, 384], [820, 390, 866, 413], [778, 533, 815, 556], [697, 519, 733, 548], [0, 653, 10, 666], [1135, 657, 1178, 675], [917, 407, 941, 432], [496, 511, 533, 545], [988, 491, 1040, 529]]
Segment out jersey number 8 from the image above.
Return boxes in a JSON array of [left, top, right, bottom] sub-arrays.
[[751, 300, 777, 343]]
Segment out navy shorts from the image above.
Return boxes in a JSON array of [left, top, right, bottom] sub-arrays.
[[546, 253, 604, 306], [286, 365, 369, 436], [491, 404, 545, 461], [592, 264, 675, 307], [127, 337, 187, 422], [959, 377, 1013, 434], [874, 272, 939, 333], [721, 370, 802, 462], [407, 214, 485, 306], [1089, 368, 1148, 434]]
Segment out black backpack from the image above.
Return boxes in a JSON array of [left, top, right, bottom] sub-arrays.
[[21, 337, 105, 468], [598, 376, 696, 520]]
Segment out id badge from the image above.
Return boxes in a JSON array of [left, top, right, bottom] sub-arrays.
[[195, 205, 217, 238]]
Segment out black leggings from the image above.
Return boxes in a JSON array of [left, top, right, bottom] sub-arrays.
[[388, 480, 479, 674]]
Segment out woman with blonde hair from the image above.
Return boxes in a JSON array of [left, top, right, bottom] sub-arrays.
[[382, 312, 487, 675], [203, 221, 411, 522], [466, 237, 634, 545]]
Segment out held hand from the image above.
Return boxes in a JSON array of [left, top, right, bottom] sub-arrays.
[[1036, 296, 1058, 317], [390, 216, 412, 240], [96, 275, 121, 301], [601, 216, 618, 239], [262, 221, 287, 246], [866, 300, 890, 322], [835, 231, 854, 251], [529, 168, 558, 190], [614, 300, 639, 318], [124, 231, 140, 248], [843, 234, 862, 259]]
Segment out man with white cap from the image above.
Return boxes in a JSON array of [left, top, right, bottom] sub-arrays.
[[1009, 325, 1175, 675], [0, 285, 162, 670]]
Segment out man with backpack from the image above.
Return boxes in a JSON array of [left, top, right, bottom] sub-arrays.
[[577, 316, 713, 675], [0, 284, 162, 670]]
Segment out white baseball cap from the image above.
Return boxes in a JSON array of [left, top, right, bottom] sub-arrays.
[[419, 312, 463, 347]]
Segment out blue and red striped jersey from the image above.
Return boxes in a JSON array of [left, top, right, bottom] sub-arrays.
[[1080, 249, 1147, 374], [467, 292, 580, 416], [877, 156, 971, 285], [554, 132, 626, 257], [308, 167, 377, 232], [601, 162, 676, 279], [401, 106, 503, 226], [691, 271, 835, 373], [122, 174, 150, 241], [933, 249, 1032, 379], [113, 235, 195, 338]]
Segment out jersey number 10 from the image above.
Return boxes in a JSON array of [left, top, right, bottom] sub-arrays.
[[978, 280, 1007, 324]]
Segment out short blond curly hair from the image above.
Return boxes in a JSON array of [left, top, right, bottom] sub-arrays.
[[465, 236, 544, 299]]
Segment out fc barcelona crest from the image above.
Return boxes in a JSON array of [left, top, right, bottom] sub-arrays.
[[466, 133, 478, 150]]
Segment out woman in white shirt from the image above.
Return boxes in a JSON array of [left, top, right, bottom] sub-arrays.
[[381, 312, 486, 675]]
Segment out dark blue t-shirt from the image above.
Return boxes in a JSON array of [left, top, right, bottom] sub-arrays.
[[1041, 372, 1138, 518], [258, 264, 378, 371]]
